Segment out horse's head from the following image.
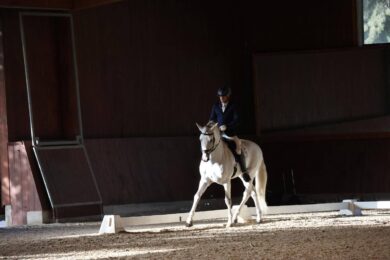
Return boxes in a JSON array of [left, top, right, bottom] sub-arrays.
[[196, 122, 221, 162]]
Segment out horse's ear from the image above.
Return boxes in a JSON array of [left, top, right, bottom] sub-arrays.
[[196, 122, 203, 132]]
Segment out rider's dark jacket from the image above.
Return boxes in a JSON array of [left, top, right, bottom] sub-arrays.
[[209, 101, 239, 136]]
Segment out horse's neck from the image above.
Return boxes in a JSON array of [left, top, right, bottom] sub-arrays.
[[209, 137, 228, 163]]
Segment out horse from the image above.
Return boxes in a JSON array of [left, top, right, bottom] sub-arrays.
[[186, 122, 268, 227]]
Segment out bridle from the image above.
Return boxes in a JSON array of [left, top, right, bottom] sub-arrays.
[[201, 131, 221, 162]]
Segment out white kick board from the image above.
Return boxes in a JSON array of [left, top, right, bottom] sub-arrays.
[[99, 201, 390, 234]]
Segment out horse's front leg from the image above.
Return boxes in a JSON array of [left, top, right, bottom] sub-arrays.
[[232, 178, 254, 224], [223, 182, 232, 227], [186, 177, 210, 227]]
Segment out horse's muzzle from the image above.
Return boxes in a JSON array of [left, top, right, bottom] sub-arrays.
[[202, 152, 210, 162]]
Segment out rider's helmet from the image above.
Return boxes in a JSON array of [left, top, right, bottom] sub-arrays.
[[217, 86, 231, 97]]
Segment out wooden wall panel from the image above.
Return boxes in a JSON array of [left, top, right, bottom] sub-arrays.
[[35, 147, 101, 206], [34, 146, 102, 219], [8, 142, 50, 225], [0, 18, 9, 206], [73, 0, 359, 139], [254, 47, 388, 134], [242, 0, 357, 52], [0, 0, 71, 10], [1, 11, 80, 142], [263, 138, 390, 198], [22, 15, 79, 141], [85, 136, 390, 206], [85, 137, 202, 205], [85, 137, 259, 205], [73, 0, 251, 138], [1, 0, 359, 140], [1, 10, 30, 141], [0, 0, 122, 10], [262, 116, 390, 142], [2, 0, 383, 217], [72, 0, 122, 10]]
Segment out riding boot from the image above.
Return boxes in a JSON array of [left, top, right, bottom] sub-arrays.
[[238, 153, 251, 182]]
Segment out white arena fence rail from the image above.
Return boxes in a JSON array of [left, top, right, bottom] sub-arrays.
[[99, 200, 390, 234]]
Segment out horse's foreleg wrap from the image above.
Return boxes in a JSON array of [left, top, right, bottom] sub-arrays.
[[186, 178, 210, 227], [251, 190, 262, 223], [223, 182, 232, 227]]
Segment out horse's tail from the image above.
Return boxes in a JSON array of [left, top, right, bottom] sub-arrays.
[[256, 160, 268, 214]]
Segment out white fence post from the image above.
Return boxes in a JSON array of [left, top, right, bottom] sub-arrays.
[[339, 199, 362, 216], [99, 215, 124, 234]]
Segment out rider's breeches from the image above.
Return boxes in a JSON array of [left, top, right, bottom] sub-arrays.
[[222, 134, 242, 154]]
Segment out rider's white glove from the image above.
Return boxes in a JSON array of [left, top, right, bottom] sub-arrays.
[[219, 125, 227, 131]]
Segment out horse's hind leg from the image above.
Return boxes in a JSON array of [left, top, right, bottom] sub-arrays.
[[223, 182, 233, 227], [232, 179, 253, 224], [186, 178, 210, 227], [248, 168, 262, 224], [251, 189, 262, 223]]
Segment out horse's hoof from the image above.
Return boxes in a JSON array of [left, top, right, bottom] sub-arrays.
[[226, 222, 232, 228], [185, 222, 193, 227], [233, 218, 238, 224]]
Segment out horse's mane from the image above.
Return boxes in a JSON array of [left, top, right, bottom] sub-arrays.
[[206, 121, 216, 128]]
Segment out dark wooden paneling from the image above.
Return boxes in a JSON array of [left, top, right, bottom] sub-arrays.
[[35, 147, 101, 206], [8, 142, 50, 225], [2, 0, 359, 140], [22, 15, 79, 141], [0, 0, 72, 10], [263, 138, 390, 197], [0, 17, 9, 206], [242, 0, 357, 52], [34, 146, 101, 220], [254, 47, 388, 134], [85, 137, 256, 206], [1, 10, 30, 141], [262, 116, 390, 142], [73, 0, 359, 138], [2, 0, 388, 214], [85, 137, 203, 205], [2, 11, 80, 142], [0, 0, 123, 10], [73, 0, 251, 137], [72, 0, 122, 10], [54, 204, 101, 220]]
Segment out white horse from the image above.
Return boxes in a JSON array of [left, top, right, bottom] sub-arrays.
[[186, 122, 268, 227]]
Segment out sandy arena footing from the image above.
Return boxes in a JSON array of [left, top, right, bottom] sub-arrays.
[[0, 210, 390, 259]]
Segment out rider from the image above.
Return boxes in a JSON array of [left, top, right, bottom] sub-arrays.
[[209, 86, 251, 182]]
